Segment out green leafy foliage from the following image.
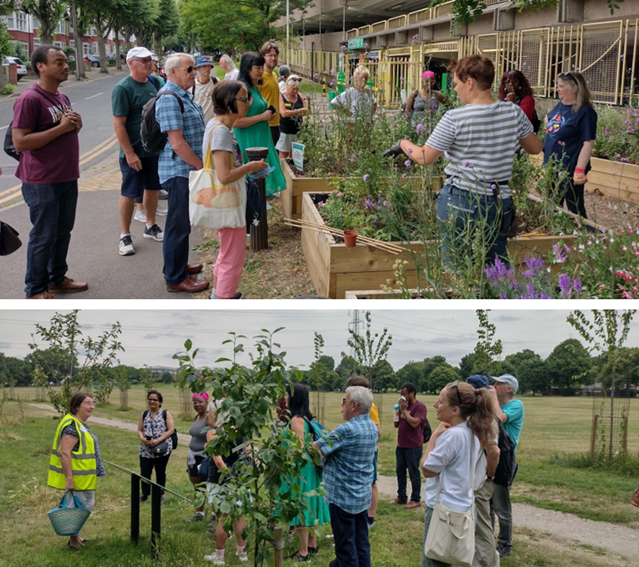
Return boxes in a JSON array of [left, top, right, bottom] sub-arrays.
[[472, 310, 503, 377], [545, 338, 592, 394]]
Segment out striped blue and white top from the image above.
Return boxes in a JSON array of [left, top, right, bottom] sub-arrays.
[[426, 101, 533, 197]]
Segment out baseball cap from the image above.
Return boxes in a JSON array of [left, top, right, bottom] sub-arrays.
[[466, 375, 489, 389], [126, 46, 152, 62], [195, 56, 213, 68], [491, 374, 519, 392]]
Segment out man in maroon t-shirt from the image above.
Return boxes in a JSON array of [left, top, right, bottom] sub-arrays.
[[12, 44, 85, 299], [393, 382, 426, 509]]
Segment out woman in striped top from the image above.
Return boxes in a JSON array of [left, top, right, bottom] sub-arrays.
[[385, 55, 543, 266]]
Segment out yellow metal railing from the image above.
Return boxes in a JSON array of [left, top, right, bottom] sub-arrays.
[[388, 15, 406, 29], [371, 20, 387, 34], [408, 8, 432, 25]]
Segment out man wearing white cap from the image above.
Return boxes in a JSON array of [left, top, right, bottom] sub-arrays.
[[192, 56, 218, 124], [112, 46, 163, 256], [489, 374, 524, 558]]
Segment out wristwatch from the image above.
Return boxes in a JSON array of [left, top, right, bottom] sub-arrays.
[[486, 475, 495, 482]]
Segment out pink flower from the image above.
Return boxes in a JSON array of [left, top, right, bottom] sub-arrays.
[[363, 174, 370, 182]]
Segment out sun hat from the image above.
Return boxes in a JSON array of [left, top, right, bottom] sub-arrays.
[[126, 46, 152, 62], [195, 56, 213, 68], [466, 375, 490, 389]]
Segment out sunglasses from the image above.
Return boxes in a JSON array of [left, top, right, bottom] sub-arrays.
[[448, 381, 463, 406], [558, 71, 576, 79], [342, 397, 355, 406], [148, 398, 160, 402], [235, 96, 251, 102], [180, 66, 195, 73], [288, 80, 301, 85]]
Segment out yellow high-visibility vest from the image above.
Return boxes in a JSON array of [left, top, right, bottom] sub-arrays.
[[48, 413, 97, 491]]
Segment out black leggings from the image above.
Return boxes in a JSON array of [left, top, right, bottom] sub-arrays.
[[140, 454, 171, 497], [557, 177, 587, 219]]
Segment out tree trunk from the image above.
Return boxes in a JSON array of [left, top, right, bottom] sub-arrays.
[[71, 0, 85, 80], [95, 18, 109, 73], [115, 30, 122, 70], [0, 65, 7, 90], [136, 29, 148, 48], [125, 27, 133, 52], [153, 34, 161, 59], [40, 24, 54, 45]]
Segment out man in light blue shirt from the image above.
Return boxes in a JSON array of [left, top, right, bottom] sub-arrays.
[[314, 386, 377, 567], [490, 374, 525, 558]]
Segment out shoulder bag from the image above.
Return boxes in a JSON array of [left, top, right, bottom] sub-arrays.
[[145, 410, 170, 456], [189, 123, 246, 230], [424, 427, 476, 566]]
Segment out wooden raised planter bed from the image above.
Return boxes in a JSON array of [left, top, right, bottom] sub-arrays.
[[280, 159, 430, 220], [530, 154, 639, 206], [301, 191, 589, 299]]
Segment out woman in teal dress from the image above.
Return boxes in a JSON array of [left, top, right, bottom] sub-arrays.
[[233, 52, 286, 196], [280, 382, 330, 562]]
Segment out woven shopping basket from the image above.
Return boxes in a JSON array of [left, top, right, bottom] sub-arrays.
[[48, 491, 91, 536]]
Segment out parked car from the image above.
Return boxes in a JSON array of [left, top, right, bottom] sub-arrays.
[[106, 53, 125, 61], [2, 56, 27, 80], [83, 54, 101, 68]]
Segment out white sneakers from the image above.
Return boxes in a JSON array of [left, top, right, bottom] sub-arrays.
[[203, 550, 248, 565]]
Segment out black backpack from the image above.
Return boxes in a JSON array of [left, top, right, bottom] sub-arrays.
[[422, 417, 432, 444], [140, 90, 184, 154], [494, 422, 517, 487], [143, 409, 178, 449]]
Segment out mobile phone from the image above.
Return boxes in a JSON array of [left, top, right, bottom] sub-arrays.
[[267, 104, 277, 115], [400, 395, 407, 402], [145, 435, 152, 441]]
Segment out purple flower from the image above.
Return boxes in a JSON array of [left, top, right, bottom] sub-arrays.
[[363, 174, 370, 182], [552, 243, 567, 263], [363, 43, 368, 48], [383, 200, 390, 207], [317, 137, 321, 141], [407, 148, 413, 154], [573, 279, 583, 292], [372, 217, 377, 223], [412, 34, 419, 42], [404, 159, 411, 167], [365, 199, 374, 208], [330, 68, 335, 75], [416, 123, 425, 134], [401, 173, 406, 178], [540, 292, 552, 299], [524, 255, 544, 272], [559, 273, 571, 295]]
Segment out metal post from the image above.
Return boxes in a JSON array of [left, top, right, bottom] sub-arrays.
[[247, 147, 270, 251], [286, 0, 290, 65], [151, 483, 162, 559], [131, 474, 140, 545], [311, 42, 315, 82], [274, 526, 284, 567], [590, 414, 599, 459]]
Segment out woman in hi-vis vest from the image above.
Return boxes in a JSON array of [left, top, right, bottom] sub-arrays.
[[48, 393, 106, 549]]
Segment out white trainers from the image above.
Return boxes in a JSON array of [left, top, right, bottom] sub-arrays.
[[236, 550, 248, 562], [144, 224, 164, 242], [203, 555, 225, 565], [134, 209, 147, 223], [119, 235, 135, 256], [156, 205, 168, 216]]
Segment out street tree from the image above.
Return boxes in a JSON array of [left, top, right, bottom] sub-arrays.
[[458, 352, 477, 379], [151, 0, 179, 55], [21, 0, 66, 45], [429, 364, 460, 394], [139, 365, 155, 392], [28, 311, 123, 415], [396, 361, 426, 392], [0, 0, 16, 88], [162, 371, 174, 384], [503, 349, 548, 395], [175, 330, 315, 567], [112, 364, 131, 409], [545, 338, 592, 394], [371, 359, 396, 392]]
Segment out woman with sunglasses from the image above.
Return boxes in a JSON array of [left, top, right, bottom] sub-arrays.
[[137, 390, 175, 503], [233, 52, 286, 197], [202, 80, 268, 299], [421, 381, 498, 567], [543, 71, 597, 219], [277, 75, 308, 159]]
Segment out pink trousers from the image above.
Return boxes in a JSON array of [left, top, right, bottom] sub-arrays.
[[213, 226, 246, 298]]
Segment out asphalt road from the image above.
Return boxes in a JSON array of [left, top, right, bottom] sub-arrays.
[[0, 72, 205, 300]]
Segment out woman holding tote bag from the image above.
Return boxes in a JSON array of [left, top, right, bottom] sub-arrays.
[[421, 381, 497, 567], [198, 81, 267, 299]]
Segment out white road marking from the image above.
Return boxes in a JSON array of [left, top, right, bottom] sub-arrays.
[[84, 92, 103, 100], [0, 125, 8, 131]]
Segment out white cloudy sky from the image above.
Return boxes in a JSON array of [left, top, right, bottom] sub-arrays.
[[1, 307, 637, 371]]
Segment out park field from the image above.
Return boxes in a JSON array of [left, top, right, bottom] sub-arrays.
[[2, 388, 639, 566]]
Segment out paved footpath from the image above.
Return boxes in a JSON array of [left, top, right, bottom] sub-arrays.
[[31, 403, 639, 561]]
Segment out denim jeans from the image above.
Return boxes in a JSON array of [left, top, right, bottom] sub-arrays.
[[436, 184, 512, 266], [396, 446, 423, 502], [21, 180, 78, 296], [329, 503, 370, 567], [490, 483, 512, 551], [162, 176, 191, 286]]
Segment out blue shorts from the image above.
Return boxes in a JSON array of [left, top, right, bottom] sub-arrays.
[[120, 155, 161, 199]]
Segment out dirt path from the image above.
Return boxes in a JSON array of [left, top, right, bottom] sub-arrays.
[[33, 403, 639, 561]]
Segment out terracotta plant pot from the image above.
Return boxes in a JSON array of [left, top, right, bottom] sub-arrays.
[[343, 230, 358, 247]]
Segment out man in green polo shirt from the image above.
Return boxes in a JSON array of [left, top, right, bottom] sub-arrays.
[[489, 374, 524, 558]]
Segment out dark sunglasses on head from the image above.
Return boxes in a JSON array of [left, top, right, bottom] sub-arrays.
[[558, 71, 576, 79], [448, 380, 463, 406]]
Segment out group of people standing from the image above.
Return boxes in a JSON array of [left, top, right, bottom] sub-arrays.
[[47, 372, 525, 567], [389, 54, 597, 267]]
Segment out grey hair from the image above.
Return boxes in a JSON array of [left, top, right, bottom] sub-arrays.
[[346, 386, 373, 413], [165, 52, 194, 75], [220, 54, 236, 70]]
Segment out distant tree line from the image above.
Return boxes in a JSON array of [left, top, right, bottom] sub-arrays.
[[3, 341, 639, 396]]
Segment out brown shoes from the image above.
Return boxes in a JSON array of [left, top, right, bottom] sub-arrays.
[[167, 275, 210, 293], [26, 290, 55, 299], [405, 501, 422, 509], [186, 263, 203, 275], [392, 498, 408, 505], [48, 277, 88, 293]]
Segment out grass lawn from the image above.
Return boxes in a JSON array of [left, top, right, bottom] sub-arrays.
[[1, 396, 639, 566]]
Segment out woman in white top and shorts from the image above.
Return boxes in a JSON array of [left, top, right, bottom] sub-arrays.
[[421, 381, 498, 567], [276, 75, 308, 158]]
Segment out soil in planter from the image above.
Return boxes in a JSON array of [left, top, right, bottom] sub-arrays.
[[192, 199, 314, 299]]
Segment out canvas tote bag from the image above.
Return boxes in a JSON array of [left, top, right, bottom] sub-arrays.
[[424, 427, 476, 566], [189, 123, 246, 230]]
